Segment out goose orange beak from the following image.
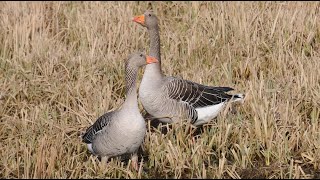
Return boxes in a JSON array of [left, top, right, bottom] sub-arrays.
[[133, 15, 145, 25], [146, 56, 158, 64]]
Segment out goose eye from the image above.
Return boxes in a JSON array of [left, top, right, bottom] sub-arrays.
[[148, 14, 151, 17], [140, 54, 143, 57]]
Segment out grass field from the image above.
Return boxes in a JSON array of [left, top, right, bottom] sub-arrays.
[[0, 1, 320, 178]]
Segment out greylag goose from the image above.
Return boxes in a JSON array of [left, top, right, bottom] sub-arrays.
[[81, 52, 158, 169], [133, 11, 245, 126]]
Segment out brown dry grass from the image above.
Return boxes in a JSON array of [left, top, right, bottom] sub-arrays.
[[0, 1, 320, 179]]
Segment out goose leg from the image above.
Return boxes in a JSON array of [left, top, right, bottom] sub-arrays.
[[188, 125, 195, 144], [189, 124, 201, 144], [99, 156, 109, 169], [131, 153, 139, 171], [101, 156, 109, 164]]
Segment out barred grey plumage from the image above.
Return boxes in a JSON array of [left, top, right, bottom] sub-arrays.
[[82, 111, 114, 145], [81, 52, 158, 169], [133, 11, 245, 126]]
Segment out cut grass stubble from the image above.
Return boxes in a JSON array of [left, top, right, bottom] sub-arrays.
[[0, 1, 320, 178]]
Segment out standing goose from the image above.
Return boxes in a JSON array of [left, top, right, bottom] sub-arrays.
[[133, 11, 244, 126], [81, 52, 158, 169]]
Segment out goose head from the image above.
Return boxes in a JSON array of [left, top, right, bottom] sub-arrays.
[[126, 52, 158, 69], [133, 10, 159, 29]]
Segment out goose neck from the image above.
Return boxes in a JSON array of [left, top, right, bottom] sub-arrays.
[[148, 28, 161, 62], [123, 66, 139, 110]]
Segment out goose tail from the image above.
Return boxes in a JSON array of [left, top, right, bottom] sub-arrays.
[[231, 93, 245, 103]]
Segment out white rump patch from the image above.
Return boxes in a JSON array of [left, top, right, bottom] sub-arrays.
[[194, 102, 225, 126], [232, 93, 245, 103], [87, 143, 95, 154]]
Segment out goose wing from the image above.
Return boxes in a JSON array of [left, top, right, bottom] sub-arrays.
[[166, 77, 233, 108], [81, 111, 114, 144]]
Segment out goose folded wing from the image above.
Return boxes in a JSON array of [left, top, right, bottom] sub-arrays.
[[81, 112, 114, 144], [166, 77, 234, 108]]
